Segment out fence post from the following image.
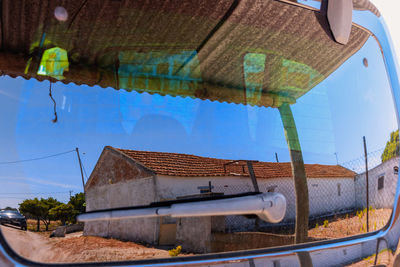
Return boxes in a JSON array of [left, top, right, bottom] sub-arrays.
[[363, 136, 369, 232]]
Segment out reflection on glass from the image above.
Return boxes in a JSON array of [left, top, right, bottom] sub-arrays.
[[37, 47, 69, 80], [0, 32, 397, 267], [118, 50, 201, 94]]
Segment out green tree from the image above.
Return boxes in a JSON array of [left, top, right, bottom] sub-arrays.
[[19, 197, 61, 231], [19, 198, 47, 232], [41, 197, 61, 230], [381, 130, 399, 162], [68, 192, 85, 213], [49, 203, 77, 225]]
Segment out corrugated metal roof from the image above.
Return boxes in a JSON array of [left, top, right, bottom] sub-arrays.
[[0, 0, 370, 107]]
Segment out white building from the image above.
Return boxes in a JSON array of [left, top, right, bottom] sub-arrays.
[[84, 146, 356, 250], [355, 156, 399, 209]]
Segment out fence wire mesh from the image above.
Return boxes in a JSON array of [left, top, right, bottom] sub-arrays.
[[210, 147, 396, 236]]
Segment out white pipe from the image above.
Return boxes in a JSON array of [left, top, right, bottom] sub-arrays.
[[77, 192, 287, 224]]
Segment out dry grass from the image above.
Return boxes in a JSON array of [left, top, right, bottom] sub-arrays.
[[345, 248, 393, 266], [308, 208, 391, 239], [26, 219, 62, 232]]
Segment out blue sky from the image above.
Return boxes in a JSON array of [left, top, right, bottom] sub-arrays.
[[0, 32, 397, 209]]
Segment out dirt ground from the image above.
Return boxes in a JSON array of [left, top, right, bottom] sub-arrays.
[[0, 225, 170, 263], [308, 208, 391, 239], [0, 209, 393, 264]]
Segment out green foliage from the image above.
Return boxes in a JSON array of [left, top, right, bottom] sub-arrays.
[[68, 192, 86, 213], [49, 203, 77, 225], [19, 193, 85, 231], [381, 130, 399, 162], [19, 197, 62, 231], [315, 223, 319, 228], [19, 198, 45, 218]]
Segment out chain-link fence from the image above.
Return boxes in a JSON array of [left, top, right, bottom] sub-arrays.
[[209, 148, 396, 236], [341, 148, 385, 174]]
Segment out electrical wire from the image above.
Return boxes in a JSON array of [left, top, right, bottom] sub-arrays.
[[81, 161, 89, 180], [0, 192, 70, 195], [0, 149, 75, 165]]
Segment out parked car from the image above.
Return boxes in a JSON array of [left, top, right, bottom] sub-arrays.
[[0, 210, 27, 231]]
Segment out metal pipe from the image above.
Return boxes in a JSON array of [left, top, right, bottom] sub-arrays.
[[77, 192, 287, 224]]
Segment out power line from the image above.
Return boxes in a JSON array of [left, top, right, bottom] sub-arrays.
[[0, 192, 70, 195], [0, 149, 75, 165], [82, 161, 88, 180]]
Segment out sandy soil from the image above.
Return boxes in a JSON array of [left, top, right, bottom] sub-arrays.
[[308, 208, 391, 239], [0, 225, 170, 263]]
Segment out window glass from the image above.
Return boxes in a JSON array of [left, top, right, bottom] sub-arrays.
[[0, 3, 397, 265]]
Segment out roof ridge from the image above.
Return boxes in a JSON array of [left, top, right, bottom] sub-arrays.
[[112, 147, 356, 178]]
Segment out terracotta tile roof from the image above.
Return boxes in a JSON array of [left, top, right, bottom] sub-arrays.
[[116, 148, 355, 179]]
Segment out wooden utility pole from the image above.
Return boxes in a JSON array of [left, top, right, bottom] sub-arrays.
[[75, 147, 85, 193]]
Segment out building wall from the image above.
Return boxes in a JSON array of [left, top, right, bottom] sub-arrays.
[[355, 156, 399, 209], [155, 175, 355, 229], [84, 148, 159, 244]]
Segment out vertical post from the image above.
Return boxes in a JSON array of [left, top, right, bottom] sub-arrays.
[[363, 136, 369, 232], [275, 152, 279, 163], [76, 147, 86, 193], [279, 103, 309, 244], [247, 161, 260, 193]]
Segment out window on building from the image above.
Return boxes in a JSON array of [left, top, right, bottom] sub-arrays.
[[378, 176, 384, 190], [337, 183, 341, 196], [394, 166, 399, 175]]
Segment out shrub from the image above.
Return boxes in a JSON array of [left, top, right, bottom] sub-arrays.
[[168, 245, 182, 257]]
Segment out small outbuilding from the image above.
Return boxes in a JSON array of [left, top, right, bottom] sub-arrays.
[[84, 146, 356, 252]]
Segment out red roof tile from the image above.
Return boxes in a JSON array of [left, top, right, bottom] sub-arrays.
[[115, 148, 355, 179]]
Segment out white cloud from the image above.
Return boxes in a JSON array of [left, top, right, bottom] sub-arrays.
[[0, 176, 80, 189]]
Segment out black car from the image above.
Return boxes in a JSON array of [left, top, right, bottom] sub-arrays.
[[0, 210, 27, 231]]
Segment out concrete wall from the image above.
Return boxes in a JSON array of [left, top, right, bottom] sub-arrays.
[[84, 148, 159, 244], [355, 156, 399, 209], [155, 175, 355, 229], [176, 217, 212, 253]]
